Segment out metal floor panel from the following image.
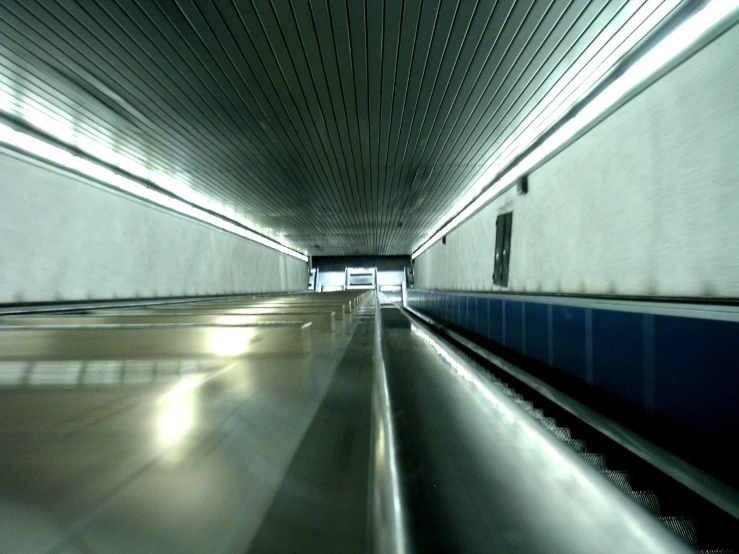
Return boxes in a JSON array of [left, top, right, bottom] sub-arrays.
[[248, 310, 374, 553], [144, 304, 348, 320], [0, 309, 367, 553], [2, 313, 337, 333]]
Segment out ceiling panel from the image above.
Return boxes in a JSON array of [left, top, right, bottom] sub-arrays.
[[0, 0, 679, 255]]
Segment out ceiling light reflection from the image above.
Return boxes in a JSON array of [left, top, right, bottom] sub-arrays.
[[208, 327, 250, 357], [156, 374, 205, 460], [411, 324, 515, 423]]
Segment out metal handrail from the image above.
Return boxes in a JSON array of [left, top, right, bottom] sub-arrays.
[[369, 294, 411, 554]]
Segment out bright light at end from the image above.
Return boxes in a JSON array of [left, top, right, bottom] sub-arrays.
[[412, 0, 739, 260]]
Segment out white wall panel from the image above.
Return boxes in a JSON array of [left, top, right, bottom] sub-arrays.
[[377, 271, 404, 287], [416, 24, 739, 298], [0, 150, 307, 303], [317, 271, 346, 290]]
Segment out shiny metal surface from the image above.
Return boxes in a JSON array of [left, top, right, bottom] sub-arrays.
[[406, 305, 739, 521], [2, 312, 336, 332], [0, 297, 233, 316], [120, 291, 370, 314], [146, 303, 348, 320], [139, 292, 368, 314], [180, 298, 352, 309], [0, 323, 312, 360], [244, 292, 367, 307], [0, 291, 700, 552], [0, 295, 370, 553], [231, 303, 348, 318], [182, 302, 350, 316], [380, 305, 693, 553], [369, 298, 410, 554], [247, 300, 375, 553]]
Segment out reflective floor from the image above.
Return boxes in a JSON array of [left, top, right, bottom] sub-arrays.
[[0, 305, 371, 553]]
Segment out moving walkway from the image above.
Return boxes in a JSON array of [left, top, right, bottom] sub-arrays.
[[0, 291, 735, 552]]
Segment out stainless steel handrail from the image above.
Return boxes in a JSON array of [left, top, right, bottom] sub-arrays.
[[369, 295, 411, 554], [405, 305, 739, 521], [389, 305, 692, 553]]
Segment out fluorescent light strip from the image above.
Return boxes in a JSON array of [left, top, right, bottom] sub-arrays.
[[1, 73, 282, 251], [413, 0, 738, 260], [478, 0, 680, 188], [452, 0, 679, 212], [0, 123, 309, 262]]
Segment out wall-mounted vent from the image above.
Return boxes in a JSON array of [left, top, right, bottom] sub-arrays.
[[493, 212, 513, 287], [517, 175, 528, 195]]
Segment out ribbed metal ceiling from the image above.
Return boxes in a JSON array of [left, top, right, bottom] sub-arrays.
[[0, 1, 678, 255]]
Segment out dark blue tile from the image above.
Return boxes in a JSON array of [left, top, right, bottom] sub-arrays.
[[451, 296, 461, 326], [468, 297, 478, 335], [474, 297, 487, 337], [465, 296, 473, 331], [488, 299, 503, 343], [592, 309, 643, 406], [505, 301, 524, 352], [655, 316, 739, 440], [552, 305, 586, 380], [525, 302, 549, 365]]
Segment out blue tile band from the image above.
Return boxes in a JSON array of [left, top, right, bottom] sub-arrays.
[[406, 290, 739, 442]]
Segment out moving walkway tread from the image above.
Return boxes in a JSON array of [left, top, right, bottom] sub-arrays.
[[403, 307, 738, 553]]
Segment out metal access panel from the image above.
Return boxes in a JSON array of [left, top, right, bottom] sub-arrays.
[[346, 267, 377, 290]]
